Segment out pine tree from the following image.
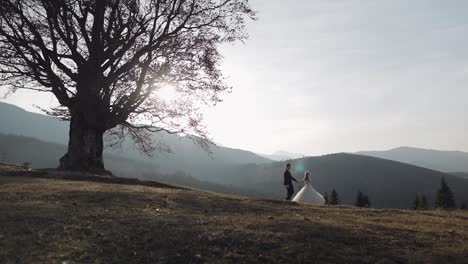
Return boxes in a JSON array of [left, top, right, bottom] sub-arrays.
[[323, 192, 329, 205], [435, 177, 456, 209], [420, 195, 428, 210], [355, 190, 370, 207], [355, 191, 364, 207], [363, 195, 371, 208], [461, 202, 467, 210], [412, 195, 421, 210], [329, 189, 340, 205]]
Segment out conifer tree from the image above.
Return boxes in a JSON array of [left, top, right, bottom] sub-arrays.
[[323, 192, 329, 205], [355, 190, 364, 207], [420, 195, 428, 210], [363, 194, 371, 208], [461, 202, 467, 210], [355, 190, 370, 208], [412, 195, 421, 210], [329, 189, 340, 205], [435, 177, 456, 209]]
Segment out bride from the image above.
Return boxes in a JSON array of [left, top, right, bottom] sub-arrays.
[[292, 171, 326, 205]]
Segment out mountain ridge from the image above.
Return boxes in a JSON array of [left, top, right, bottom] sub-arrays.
[[2, 102, 468, 209], [257, 150, 306, 161], [0, 102, 272, 177], [211, 153, 468, 208], [358, 146, 468, 173]]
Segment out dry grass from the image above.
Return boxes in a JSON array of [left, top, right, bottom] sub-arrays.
[[0, 162, 29, 173], [1, 172, 467, 264]]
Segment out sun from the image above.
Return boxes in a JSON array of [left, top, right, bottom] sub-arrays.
[[157, 84, 178, 101]]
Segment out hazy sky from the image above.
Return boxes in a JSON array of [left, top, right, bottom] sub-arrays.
[[3, 0, 468, 155]]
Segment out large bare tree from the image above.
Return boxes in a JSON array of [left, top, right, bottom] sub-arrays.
[[0, 0, 254, 172]]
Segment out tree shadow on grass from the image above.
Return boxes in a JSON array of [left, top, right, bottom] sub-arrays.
[[1, 187, 467, 264]]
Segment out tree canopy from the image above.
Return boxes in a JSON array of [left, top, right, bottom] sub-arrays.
[[328, 189, 340, 205], [355, 190, 371, 208], [435, 177, 456, 209], [0, 0, 255, 171]]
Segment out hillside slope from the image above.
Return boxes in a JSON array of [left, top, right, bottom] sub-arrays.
[[0, 102, 69, 144], [0, 172, 467, 264], [0, 102, 272, 177], [0, 133, 262, 196], [359, 146, 468, 173], [2, 132, 468, 209], [0, 132, 164, 176], [452, 172, 468, 179], [258, 150, 305, 161], [214, 154, 468, 208]]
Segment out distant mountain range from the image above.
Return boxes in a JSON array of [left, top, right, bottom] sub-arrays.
[[0, 133, 253, 196], [450, 172, 468, 179], [211, 154, 468, 208], [0, 102, 272, 179], [258, 150, 306, 161], [1, 102, 468, 208], [358, 146, 468, 173], [0, 102, 69, 144], [2, 131, 467, 208]]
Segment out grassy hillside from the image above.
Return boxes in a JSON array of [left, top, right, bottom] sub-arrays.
[[215, 154, 468, 208], [1, 169, 467, 263]]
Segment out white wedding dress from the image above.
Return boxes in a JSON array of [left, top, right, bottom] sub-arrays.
[[292, 178, 326, 205]]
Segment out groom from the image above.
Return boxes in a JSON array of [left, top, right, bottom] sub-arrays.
[[284, 163, 298, 200]]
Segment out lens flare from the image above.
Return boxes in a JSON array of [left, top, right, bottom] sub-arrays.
[[293, 160, 305, 175]]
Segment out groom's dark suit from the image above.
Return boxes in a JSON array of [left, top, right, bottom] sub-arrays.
[[284, 169, 298, 200]]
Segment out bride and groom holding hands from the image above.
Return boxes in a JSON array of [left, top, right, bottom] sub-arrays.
[[284, 163, 326, 205]]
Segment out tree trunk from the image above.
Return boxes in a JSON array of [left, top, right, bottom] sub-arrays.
[[58, 62, 111, 174], [59, 112, 106, 173]]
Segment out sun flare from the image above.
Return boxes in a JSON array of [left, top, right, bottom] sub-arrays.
[[157, 84, 179, 102]]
